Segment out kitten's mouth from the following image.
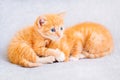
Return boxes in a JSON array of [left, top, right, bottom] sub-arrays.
[[51, 36, 61, 41], [52, 37, 60, 41]]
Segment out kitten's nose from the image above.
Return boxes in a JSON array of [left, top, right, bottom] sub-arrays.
[[56, 32, 60, 37]]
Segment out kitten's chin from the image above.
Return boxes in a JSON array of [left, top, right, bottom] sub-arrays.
[[50, 35, 64, 41], [50, 37, 61, 41]]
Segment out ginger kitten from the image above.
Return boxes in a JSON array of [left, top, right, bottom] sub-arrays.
[[49, 22, 113, 61], [8, 13, 65, 67]]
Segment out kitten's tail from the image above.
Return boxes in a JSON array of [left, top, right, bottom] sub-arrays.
[[20, 59, 42, 68], [82, 47, 113, 58]]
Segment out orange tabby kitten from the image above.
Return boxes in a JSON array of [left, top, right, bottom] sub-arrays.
[[8, 13, 65, 67], [49, 22, 113, 61]]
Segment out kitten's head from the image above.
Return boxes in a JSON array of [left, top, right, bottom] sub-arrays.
[[34, 12, 65, 41]]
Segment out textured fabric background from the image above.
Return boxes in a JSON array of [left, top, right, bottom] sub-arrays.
[[0, 0, 120, 80]]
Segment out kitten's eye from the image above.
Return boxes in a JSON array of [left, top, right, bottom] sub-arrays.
[[60, 27, 63, 30], [51, 28, 56, 32]]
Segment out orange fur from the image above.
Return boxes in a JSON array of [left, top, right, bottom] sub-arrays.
[[49, 22, 114, 61], [8, 13, 65, 67]]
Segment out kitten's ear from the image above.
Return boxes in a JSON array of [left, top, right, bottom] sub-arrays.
[[38, 16, 47, 26], [57, 12, 66, 18]]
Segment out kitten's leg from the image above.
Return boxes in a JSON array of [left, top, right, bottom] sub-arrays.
[[34, 47, 65, 62], [62, 49, 70, 62], [70, 41, 83, 61], [45, 48, 65, 62], [36, 56, 55, 64], [33, 41, 62, 58], [83, 32, 113, 58]]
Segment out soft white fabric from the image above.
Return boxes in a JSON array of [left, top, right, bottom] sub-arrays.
[[0, 0, 120, 80]]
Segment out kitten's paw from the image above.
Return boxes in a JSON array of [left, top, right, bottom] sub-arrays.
[[46, 56, 56, 64], [70, 56, 79, 61], [79, 54, 86, 59], [55, 49, 65, 62]]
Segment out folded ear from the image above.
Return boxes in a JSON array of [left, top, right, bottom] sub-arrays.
[[57, 12, 66, 18], [38, 16, 47, 26]]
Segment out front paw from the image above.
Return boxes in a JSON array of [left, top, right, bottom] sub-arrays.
[[55, 49, 65, 62], [47, 56, 56, 64]]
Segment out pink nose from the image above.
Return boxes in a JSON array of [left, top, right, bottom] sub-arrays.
[[56, 32, 60, 37]]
